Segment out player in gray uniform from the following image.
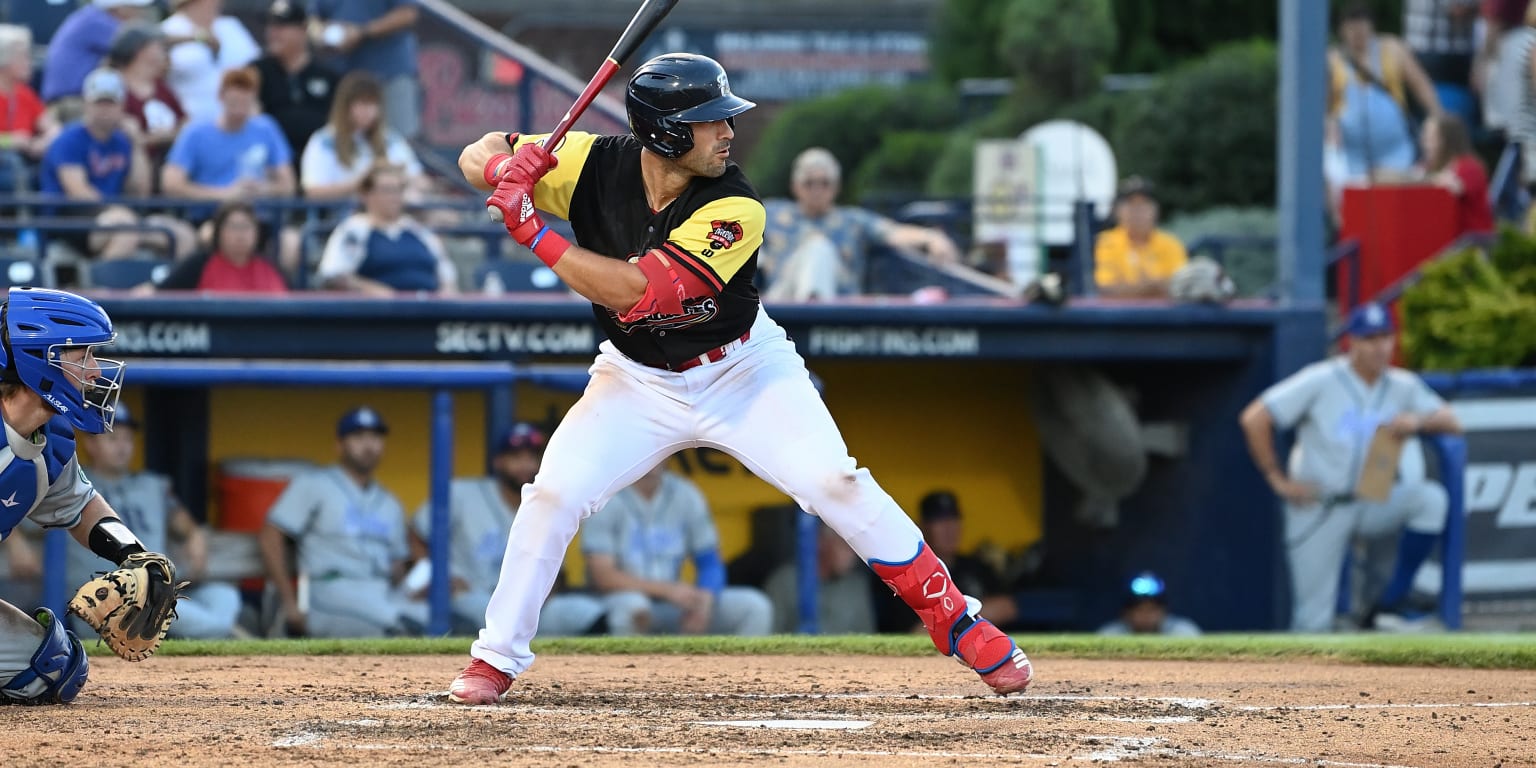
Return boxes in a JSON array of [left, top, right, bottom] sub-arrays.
[[65, 404, 242, 638], [1241, 303, 1462, 631], [409, 422, 606, 636], [0, 288, 176, 704], [583, 463, 772, 636], [258, 406, 425, 637]]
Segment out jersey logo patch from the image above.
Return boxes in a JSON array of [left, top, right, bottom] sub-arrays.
[[706, 220, 744, 251], [611, 296, 720, 334]]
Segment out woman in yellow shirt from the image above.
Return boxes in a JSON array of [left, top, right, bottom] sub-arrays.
[[1093, 177, 1189, 298]]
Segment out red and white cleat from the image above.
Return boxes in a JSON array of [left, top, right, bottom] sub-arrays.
[[447, 658, 514, 705]]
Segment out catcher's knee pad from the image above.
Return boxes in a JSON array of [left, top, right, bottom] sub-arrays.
[[1, 608, 89, 705]]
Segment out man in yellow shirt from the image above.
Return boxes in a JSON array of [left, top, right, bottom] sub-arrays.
[[1093, 177, 1188, 298]]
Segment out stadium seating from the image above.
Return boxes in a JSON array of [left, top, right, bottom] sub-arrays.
[[89, 257, 173, 290], [475, 259, 566, 293]]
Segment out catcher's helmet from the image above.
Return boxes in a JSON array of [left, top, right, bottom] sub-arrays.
[[0, 287, 124, 433], [627, 53, 755, 159]]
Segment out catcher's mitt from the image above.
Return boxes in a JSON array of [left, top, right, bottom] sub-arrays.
[[67, 551, 188, 661]]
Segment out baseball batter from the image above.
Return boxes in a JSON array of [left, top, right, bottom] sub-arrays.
[[1241, 303, 1461, 631], [446, 53, 1032, 704], [409, 422, 608, 637], [0, 288, 174, 704]]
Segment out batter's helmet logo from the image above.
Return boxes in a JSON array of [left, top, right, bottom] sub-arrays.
[[706, 220, 743, 250]]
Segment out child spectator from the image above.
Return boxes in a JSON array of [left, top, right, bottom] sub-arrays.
[[1418, 112, 1495, 236]]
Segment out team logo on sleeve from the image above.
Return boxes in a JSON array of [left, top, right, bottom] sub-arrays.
[[706, 220, 744, 251]]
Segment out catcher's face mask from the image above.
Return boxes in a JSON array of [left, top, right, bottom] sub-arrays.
[[50, 342, 125, 433]]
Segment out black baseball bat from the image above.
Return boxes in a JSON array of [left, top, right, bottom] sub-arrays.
[[489, 0, 680, 221]]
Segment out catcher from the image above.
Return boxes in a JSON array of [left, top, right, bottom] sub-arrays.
[[0, 288, 184, 705]]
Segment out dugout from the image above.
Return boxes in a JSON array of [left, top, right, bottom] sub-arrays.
[[77, 293, 1330, 632]]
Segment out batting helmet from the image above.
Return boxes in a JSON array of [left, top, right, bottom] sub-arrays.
[[627, 53, 755, 159], [0, 287, 124, 433]]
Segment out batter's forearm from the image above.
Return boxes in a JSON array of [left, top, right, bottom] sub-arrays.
[[549, 245, 649, 312]]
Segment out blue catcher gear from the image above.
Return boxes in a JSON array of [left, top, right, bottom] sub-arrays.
[[0, 287, 124, 433], [0, 608, 89, 705], [626, 53, 755, 159]]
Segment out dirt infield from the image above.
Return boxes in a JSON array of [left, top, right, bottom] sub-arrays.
[[9, 653, 1535, 767]]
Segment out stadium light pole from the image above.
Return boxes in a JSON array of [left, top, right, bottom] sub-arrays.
[[1278, 0, 1327, 305]]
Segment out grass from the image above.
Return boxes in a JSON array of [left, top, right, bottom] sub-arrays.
[[149, 633, 1536, 670]]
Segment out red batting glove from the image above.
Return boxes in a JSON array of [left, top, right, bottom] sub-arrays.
[[491, 142, 557, 189], [486, 180, 570, 267], [481, 132, 522, 187]]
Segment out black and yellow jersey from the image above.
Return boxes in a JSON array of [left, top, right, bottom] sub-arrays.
[[514, 131, 764, 368]]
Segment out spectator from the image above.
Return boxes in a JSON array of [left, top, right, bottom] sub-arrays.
[[160, 0, 261, 124], [1097, 571, 1201, 637], [762, 520, 877, 634], [316, 163, 455, 294], [1239, 303, 1462, 632], [68, 404, 243, 639], [252, 0, 339, 181], [1403, 0, 1482, 129], [1092, 177, 1189, 299], [41, 0, 154, 109], [258, 406, 425, 638], [582, 464, 773, 636], [310, 0, 422, 139], [153, 201, 288, 293], [408, 422, 608, 636], [1419, 112, 1496, 235], [0, 25, 55, 194], [40, 68, 194, 263], [1506, 3, 1536, 190], [1475, 0, 1533, 134], [161, 67, 296, 212], [300, 70, 423, 201], [1325, 3, 1442, 190], [107, 24, 186, 168], [759, 147, 960, 301]]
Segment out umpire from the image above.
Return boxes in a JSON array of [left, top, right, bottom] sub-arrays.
[[1240, 303, 1462, 632]]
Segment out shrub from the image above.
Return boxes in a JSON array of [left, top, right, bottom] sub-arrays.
[[1108, 40, 1278, 215], [745, 82, 960, 202], [1400, 227, 1536, 371]]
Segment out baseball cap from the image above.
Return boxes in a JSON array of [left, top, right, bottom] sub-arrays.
[[918, 490, 961, 523], [336, 406, 389, 438], [82, 68, 125, 104], [268, 0, 308, 24], [110, 402, 140, 430], [494, 422, 547, 454], [1115, 175, 1158, 203], [1125, 571, 1168, 605], [1345, 302, 1395, 337]]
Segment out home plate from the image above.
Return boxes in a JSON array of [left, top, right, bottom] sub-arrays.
[[694, 719, 874, 730]]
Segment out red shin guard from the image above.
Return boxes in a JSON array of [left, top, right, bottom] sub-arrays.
[[870, 543, 1032, 694]]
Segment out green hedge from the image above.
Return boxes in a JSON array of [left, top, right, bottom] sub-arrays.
[[1401, 226, 1536, 371], [744, 82, 961, 202]]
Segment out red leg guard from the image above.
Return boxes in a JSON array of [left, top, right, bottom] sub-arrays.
[[870, 543, 1033, 695]]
